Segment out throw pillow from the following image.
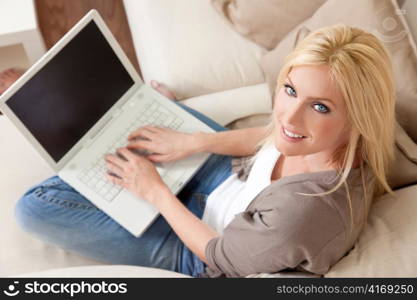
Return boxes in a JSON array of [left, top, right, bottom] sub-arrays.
[[210, 0, 326, 50]]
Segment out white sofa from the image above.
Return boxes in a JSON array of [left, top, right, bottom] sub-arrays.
[[2, 0, 417, 278]]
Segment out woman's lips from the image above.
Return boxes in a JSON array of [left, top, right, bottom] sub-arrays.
[[281, 126, 307, 143]]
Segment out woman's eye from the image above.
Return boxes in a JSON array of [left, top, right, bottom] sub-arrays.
[[283, 83, 330, 114], [313, 103, 330, 114], [284, 84, 296, 97]]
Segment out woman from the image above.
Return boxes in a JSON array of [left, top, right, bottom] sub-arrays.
[[15, 24, 396, 277]]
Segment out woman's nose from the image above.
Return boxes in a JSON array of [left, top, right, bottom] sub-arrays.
[[283, 102, 304, 127]]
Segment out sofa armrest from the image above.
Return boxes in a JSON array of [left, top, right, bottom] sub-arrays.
[[180, 83, 272, 126]]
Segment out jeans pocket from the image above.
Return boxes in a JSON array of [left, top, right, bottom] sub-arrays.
[[29, 177, 99, 211]]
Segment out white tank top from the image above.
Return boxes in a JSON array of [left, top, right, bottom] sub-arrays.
[[202, 145, 280, 234]]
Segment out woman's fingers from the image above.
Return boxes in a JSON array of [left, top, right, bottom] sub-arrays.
[[118, 147, 138, 162], [105, 152, 127, 169], [105, 158, 124, 175], [105, 147, 137, 168], [128, 126, 166, 142], [105, 151, 127, 181], [106, 172, 124, 186], [126, 126, 189, 163], [127, 139, 155, 152], [147, 153, 171, 163], [128, 126, 157, 140]]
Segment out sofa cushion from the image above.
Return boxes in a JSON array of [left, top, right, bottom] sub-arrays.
[[403, 0, 417, 43], [0, 117, 103, 277], [211, 0, 326, 50], [179, 83, 272, 126], [325, 184, 417, 277], [123, 0, 266, 100], [387, 121, 417, 189], [227, 113, 270, 130]]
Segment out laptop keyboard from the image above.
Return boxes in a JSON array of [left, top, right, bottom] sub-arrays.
[[77, 100, 184, 202]]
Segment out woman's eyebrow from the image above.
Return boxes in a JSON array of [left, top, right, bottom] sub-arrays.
[[287, 76, 336, 106]]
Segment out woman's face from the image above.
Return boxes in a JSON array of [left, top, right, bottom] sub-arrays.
[[273, 65, 350, 169]]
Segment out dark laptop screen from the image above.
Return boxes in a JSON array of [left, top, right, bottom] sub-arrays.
[[6, 21, 135, 163]]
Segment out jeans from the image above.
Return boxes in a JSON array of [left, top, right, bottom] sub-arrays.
[[14, 102, 232, 277]]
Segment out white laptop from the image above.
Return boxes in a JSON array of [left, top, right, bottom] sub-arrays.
[[0, 10, 215, 237]]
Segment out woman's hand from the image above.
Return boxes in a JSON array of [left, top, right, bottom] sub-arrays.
[[105, 147, 170, 204], [126, 79, 202, 163], [127, 126, 201, 163]]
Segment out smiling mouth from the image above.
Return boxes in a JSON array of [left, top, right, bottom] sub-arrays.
[[282, 127, 307, 139]]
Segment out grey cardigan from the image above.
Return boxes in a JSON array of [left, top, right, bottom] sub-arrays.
[[199, 156, 375, 278]]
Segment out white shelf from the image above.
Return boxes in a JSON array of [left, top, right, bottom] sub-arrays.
[[0, 0, 46, 65], [0, 0, 38, 35], [0, 44, 30, 71]]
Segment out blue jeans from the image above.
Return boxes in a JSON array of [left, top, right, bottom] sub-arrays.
[[14, 102, 232, 277]]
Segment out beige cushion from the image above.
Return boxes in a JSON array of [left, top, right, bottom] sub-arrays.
[[261, 0, 417, 142], [180, 83, 272, 126], [211, 0, 326, 50], [403, 0, 417, 43], [123, 0, 266, 100], [325, 184, 417, 277], [227, 113, 271, 130], [387, 121, 417, 189]]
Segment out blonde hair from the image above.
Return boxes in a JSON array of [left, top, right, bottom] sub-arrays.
[[256, 24, 397, 235]]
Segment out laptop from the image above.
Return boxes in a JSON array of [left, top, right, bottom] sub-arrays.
[[0, 10, 215, 237]]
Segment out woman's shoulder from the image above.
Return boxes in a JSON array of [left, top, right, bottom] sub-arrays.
[[255, 163, 372, 204], [248, 163, 373, 246]]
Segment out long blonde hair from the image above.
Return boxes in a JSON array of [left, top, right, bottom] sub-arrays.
[[257, 24, 397, 234]]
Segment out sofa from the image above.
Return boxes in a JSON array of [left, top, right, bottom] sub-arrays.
[[2, 0, 417, 278]]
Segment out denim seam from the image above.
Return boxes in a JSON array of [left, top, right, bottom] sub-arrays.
[[193, 193, 208, 212], [193, 251, 206, 278], [42, 179, 65, 187], [33, 188, 99, 211]]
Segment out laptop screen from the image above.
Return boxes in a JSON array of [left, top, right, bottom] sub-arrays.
[[6, 21, 135, 163]]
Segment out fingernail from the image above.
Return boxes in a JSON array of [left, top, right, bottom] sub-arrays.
[[151, 80, 158, 87]]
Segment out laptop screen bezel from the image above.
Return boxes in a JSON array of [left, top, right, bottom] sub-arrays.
[[0, 10, 142, 172]]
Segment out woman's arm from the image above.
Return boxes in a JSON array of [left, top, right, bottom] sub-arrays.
[[105, 148, 218, 264], [129, 80, 270, 161], [193, 126, 269, 157], [150, 187, 216, 264], [128, 124, 269, 162]]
